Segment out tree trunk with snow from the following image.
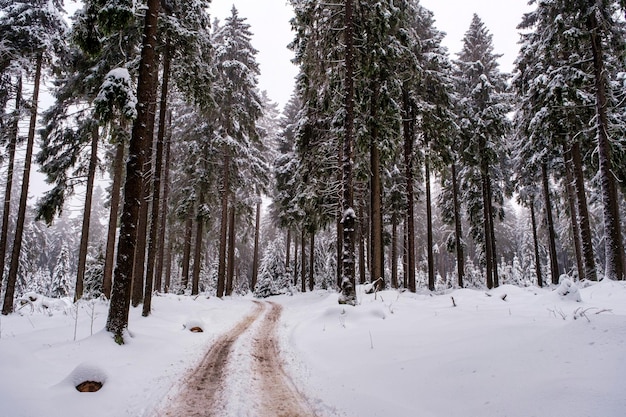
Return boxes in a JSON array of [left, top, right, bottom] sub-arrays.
[[3, 53, 42, 315], [0, 76, 21, 293], [402, 87, 416, 293], [530, 196, 543, 287], [226, 204, 236, 296], [587, 3, 624, 281], [251, 201, 261, 292], [426, 152, 435, 291], [451, 162, 465, 287], [571, 141, 597, 281], [103, 137, 125, 299], [106, 0, 161, 341], [75, 124, 100, 301], [542, 162, 560, 285], [144, 41, 171, 314], [563, 148, 584, 281], [181, 215, 193, 290], [338, 0, 357, 304]]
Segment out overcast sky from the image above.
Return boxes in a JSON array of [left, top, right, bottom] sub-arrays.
[[209, 0, 533, 109]]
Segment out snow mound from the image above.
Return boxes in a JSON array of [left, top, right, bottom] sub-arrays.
[[59, 362, 108, 391], [184, 318, 206, 332], [556, 276, 582, 302], [16, 292, 73, 314]]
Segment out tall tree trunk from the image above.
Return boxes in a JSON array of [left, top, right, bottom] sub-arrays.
[[181, 214, 193, 289], [103, 137, 125, 299], [191, 195, 204, 296], [226, 204, 235, 296], [75, 124, 99, 301], [309, 229, 315, 291], [542, 163, 560, 285], [402, 87, 416, 292], [451, 162, 464, 287], [487, 176, 499, 287], [301, 228, 306, 293], [403, 219, 408, 289], [370, 100, 384, 290], [530, 196, 543, 287], [251, 201, 261, 292], [155, 110, 173, 292], [285, 228, 291, 276], [358, 196, 366, 284], [564, 149, 584, 281], [217, 153, 230, 297], [482, 174, 494, 289], [164, 232, 173, 293], [571, 141, 597, 281], [293, 231, 299, 287], [425, 152, 435, 291], [3, 54, 42, 315], [587, 6, 624, 280], [390, 211, 398, 289], [339, 0, 357, 304], [143, 41, 171, 315], [106, 0, 160, 339], [130, 94, 157, 307], [0, 76, 21, 290]]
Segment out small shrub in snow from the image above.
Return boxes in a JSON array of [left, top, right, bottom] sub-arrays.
[[556, 275, 581, 302]]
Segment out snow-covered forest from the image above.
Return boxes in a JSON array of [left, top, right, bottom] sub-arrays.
[[1, 0, 625, 348]]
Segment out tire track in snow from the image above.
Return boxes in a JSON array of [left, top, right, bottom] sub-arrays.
[[156, 300, 318, 417], [252, 301, 318, 417], [157, 301, 264, 416]]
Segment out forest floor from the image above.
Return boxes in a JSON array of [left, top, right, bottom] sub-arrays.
[[156, 301, 317, 417]]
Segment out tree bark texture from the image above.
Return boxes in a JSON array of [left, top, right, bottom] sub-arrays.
[[143, 41, 171, 315], [402, 87, 416, 292], [181, 214, 193, 289], [451, 162, 465, 287], [425, 153, 435, 291], [226, 204, 236, 295], [0, 76, 21, 293], [103, 138, 125, 299], [530, 197, 543, 287], [309, 229, 315, 291], [191, 195, 205, 296], [155, 110, 173, 292], [106, 0, 160, 339], [339, 0, 357, 304], [369, 87, 384, 290], [75, 124, 99, 301], [217, 153, 230, 297], [542, 163, 560, 285], [3, 54, 42, 315], [563, 149, 584, 281], [571, 141, 597, 281], [587, 5, 624, 280], [251, 201, 261, 291], [481, 173, 494, 289]]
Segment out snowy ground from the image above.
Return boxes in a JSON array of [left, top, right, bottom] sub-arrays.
[[1, 280, 625, 417]]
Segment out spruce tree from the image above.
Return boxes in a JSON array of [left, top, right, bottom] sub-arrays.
[[455, 14, 511, 289]]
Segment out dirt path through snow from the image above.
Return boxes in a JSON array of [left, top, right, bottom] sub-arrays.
[[156, 300, 317, 417]]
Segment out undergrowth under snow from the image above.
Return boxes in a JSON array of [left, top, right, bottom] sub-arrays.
[[1, 280, 625, 417]]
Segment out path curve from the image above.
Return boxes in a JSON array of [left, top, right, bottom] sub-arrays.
[[156, 300, 318, 417]]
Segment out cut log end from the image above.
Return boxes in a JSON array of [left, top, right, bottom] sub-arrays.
[[76, 381, 103, 392]]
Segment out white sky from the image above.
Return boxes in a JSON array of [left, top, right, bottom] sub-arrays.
[[208, 0, 533, 109]]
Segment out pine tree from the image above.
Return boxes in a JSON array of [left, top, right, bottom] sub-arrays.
[[211, 7, 264, 297], [1, 0, 67, 315], [455, 14, 511, 289], [50, 244, 72, 298]]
